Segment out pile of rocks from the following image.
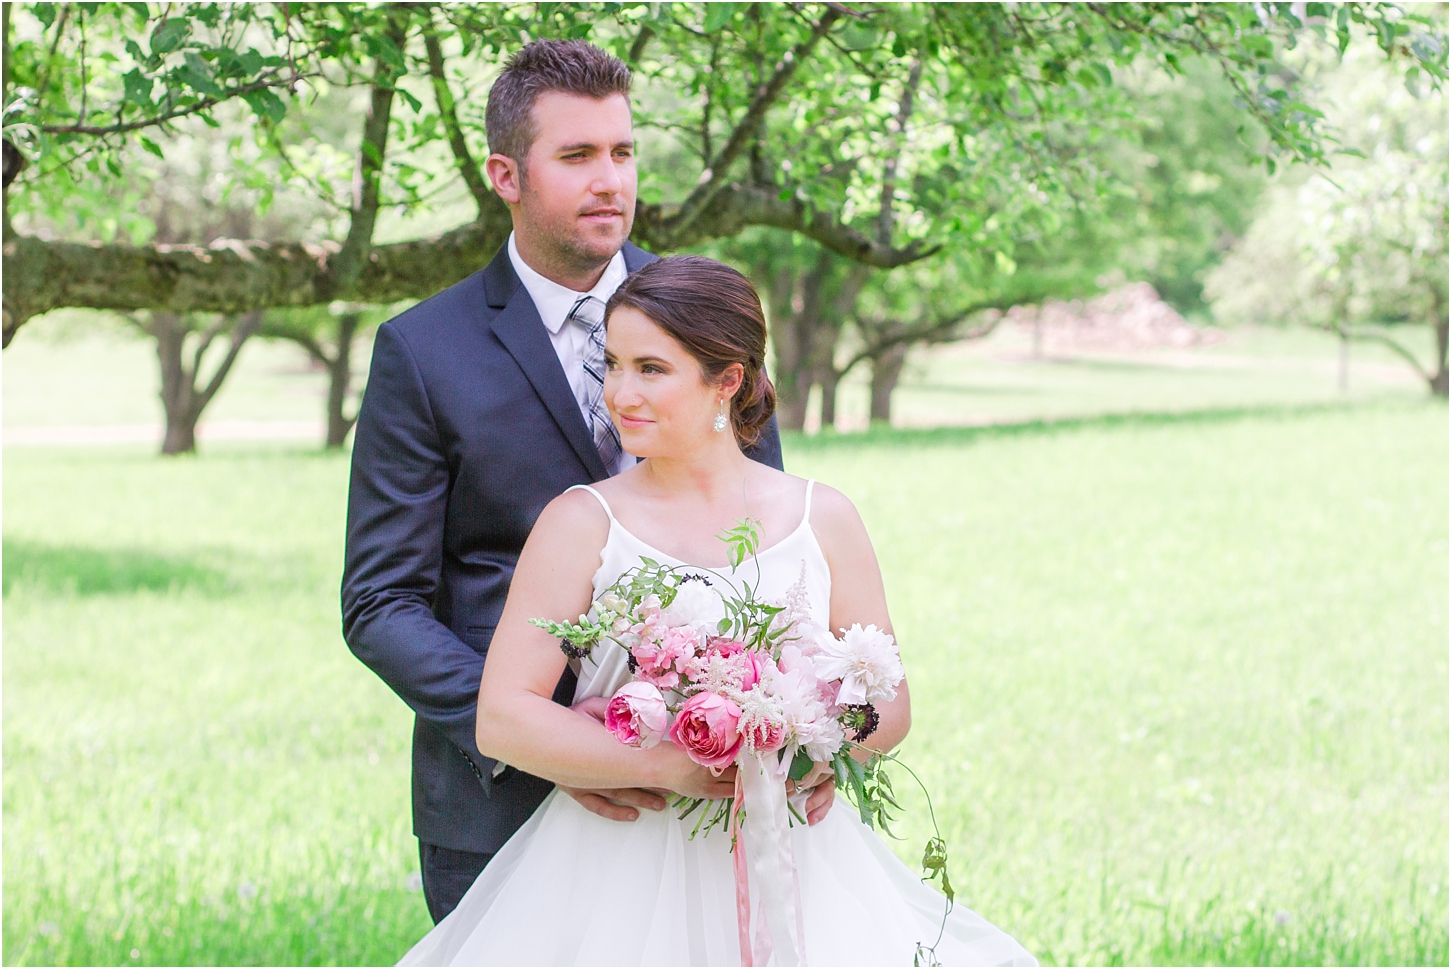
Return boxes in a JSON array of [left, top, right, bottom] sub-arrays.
[[1009, 282, 1224, 352]]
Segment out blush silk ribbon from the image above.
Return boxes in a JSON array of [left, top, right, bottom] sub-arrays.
[[730, 749, 807, 966]]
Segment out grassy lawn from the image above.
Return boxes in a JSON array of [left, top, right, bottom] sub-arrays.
[[3, 400, 1445, 966]]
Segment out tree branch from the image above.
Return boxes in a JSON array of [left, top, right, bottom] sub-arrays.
[[38, 73, 304, 135], [668, 5, 842, 237], [422, 18, 491, 217], [634, 182, 937, 267], [195, 311, 261, 413], [843, 301, 1009, 375], [627, 23, 655, 64], [1337, 324, 1433, 381], [327, 6, 411, 297], [876, 60, 922, 247], [189, 315, 228, 379]]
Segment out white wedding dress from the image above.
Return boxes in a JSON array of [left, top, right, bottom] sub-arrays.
[[399, 482, 1036, 967]]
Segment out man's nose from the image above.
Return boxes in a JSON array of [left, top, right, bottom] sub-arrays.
[[591, 156, 623, 196]]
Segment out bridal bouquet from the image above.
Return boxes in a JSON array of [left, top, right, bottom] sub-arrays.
[[530, 520, 905, 832], [532, 522, 954, 966]]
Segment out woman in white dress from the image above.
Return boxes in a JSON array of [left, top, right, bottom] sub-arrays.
[[399, 256, 1035, 967]]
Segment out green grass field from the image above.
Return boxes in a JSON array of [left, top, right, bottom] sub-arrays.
[[3, 399, 1445, 966]]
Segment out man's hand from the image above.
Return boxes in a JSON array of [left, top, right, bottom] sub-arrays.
[[561, 696, 669, 821], [559, 784, 668, 822]]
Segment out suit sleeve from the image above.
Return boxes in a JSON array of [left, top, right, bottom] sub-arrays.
[[744, 413, 786, 471], [341, 322, 494, 790]]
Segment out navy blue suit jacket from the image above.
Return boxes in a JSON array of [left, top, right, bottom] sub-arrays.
[[342, 242, 784, 853]]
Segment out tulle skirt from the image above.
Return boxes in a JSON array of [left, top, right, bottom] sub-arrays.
[[398, 790, 1036, 967]]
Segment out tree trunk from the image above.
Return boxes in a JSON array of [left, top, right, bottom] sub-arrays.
[[819, 367, 840, 430], [766, 264, 810, 431], [154, 313, 201, 456], [149, 311, 257, 455], [869, 345, 908, 425], [1338, 330, 1350, 394], [1431, 293, 1448, 398], [324, 313, 361, 448]]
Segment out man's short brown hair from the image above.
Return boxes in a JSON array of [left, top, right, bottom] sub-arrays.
[[485, 40, 633, 165]]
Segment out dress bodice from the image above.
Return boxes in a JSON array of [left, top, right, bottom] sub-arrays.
[[565, 480, 833, 703]]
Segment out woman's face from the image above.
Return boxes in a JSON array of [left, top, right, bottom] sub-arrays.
[[603, 306, 737, 458]]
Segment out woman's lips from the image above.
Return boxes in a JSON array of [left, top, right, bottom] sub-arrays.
[[617, 414, 652, 429]]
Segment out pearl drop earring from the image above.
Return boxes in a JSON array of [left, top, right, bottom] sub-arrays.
[[713, 400, 728, 433]]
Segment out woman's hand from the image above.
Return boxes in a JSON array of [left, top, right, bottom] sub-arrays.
[[653, 744, 738, 800]]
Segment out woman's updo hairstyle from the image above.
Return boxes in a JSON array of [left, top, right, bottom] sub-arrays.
[[605, 255, 777, 447]]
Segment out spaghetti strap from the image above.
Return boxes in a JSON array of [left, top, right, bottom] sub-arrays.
[[802, 479, 816, 525], [565, 484, 617, 523]]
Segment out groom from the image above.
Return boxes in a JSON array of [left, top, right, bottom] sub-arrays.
[[341, 40, 785, 925]]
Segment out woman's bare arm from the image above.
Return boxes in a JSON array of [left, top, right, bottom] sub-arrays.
[[812, 484, 913, 758], [475, 490, 734, 800]]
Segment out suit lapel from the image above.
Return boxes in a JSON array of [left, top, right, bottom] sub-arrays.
[[482, 249, 609, 481]]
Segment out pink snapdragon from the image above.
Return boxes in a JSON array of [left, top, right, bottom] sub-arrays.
[[632, 624, 701, 690]]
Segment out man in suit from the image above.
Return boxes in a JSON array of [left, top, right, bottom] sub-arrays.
[[340, 40, 785, 925]]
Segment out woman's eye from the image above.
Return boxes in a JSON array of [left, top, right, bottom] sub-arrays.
[[641, 364, 661, 374]]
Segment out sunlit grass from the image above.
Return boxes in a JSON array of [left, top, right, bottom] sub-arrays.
[[3, 401, 1446, 965]]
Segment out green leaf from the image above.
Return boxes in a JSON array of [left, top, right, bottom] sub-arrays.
[[138, 136, 165, 159], [243, 88, 287, 125], [150, 18, 190, 56], [122, 69, 154, 107], [788, 747, 814, 782], [703, 3, 737, 33], [180, 52, 224, 96], [397, 88, 424, 113], [839, 22, 881, 51]]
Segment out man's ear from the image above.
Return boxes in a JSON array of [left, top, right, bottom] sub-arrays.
[[486, 153, 523, 205]]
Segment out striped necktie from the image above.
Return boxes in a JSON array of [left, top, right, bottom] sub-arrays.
[[567, 295, 622, 474]]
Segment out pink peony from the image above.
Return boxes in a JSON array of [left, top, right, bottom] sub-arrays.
[[735, 649, 766, 692], [668, 692, 744, 769], [605, 682, 669, 749], [706, 637, 747, 658]]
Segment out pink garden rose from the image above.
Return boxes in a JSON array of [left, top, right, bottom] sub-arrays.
[[605, 682, 669, 749], [743, 713, 785, 752], [668, 692, 744, 769]]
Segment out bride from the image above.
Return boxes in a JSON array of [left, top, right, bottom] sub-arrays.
[[399, 256, 1035, 967]]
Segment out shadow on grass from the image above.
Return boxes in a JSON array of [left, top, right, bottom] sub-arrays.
[[2, 540, 230, 597], [785, 398, 1433, 453]]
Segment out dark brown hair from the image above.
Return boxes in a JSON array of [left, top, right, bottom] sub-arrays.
[[485, 40, 632, 166], [606, 256, 777, 447]]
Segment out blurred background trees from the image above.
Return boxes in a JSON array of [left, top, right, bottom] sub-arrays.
[[1, 2, 1446, 448], [1207, 35, 1449, 396]]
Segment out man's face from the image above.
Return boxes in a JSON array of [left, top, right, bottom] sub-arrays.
[[514, 91, 636, 273]]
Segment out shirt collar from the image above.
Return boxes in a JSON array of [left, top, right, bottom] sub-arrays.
[[507, 232, 628, 335]]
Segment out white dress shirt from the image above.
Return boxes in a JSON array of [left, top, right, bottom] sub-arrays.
[[507, 232, 634, 473]]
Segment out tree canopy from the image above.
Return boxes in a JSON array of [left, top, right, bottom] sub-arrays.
[[3, 2, 1445, 345]]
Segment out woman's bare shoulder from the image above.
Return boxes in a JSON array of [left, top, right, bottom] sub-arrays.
[[808, 481, 865, 529], [532, 486, 611, 548]]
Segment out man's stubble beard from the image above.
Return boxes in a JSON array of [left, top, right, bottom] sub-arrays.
[[518, 173, 635, 280]]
